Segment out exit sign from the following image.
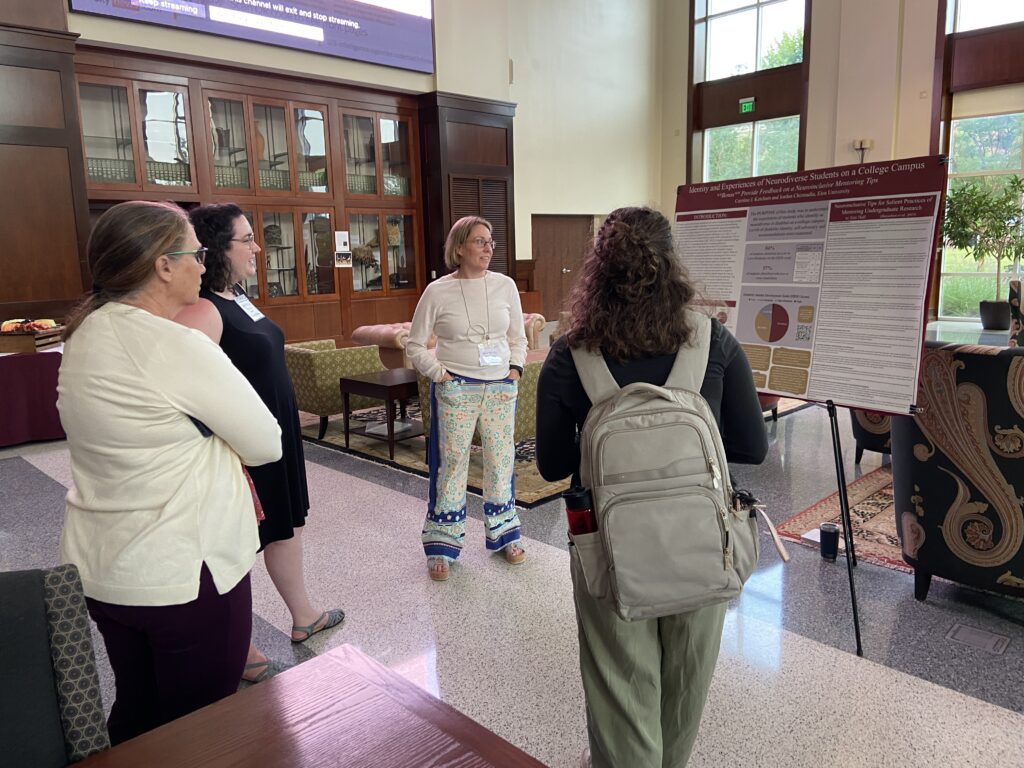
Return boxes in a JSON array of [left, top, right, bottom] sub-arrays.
[[739, 97, 755, 115]]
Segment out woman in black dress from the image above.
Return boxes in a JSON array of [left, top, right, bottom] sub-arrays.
[[177, 203, 343, 682]]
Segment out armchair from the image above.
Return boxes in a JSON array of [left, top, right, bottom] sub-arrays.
[[1, 564, 109, 767], [850, 408, 891, 464], [891, 341, 1024, 601], [284, 341, 387, 439]]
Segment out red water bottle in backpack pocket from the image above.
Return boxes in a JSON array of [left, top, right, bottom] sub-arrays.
[[563, 487, 597, 535]]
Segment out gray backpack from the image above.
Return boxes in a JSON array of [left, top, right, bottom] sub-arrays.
[[569, 311, 786, 621]]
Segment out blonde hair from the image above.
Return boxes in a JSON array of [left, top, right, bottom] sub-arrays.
[[63, 201, 190, 340], [443, 216, 492, 272]]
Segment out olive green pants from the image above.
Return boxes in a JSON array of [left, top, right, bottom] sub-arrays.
[[570, 554, 727, 768]]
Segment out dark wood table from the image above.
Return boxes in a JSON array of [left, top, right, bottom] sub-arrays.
[[340, 368, 422, 459], [77, 644, 545, 767]]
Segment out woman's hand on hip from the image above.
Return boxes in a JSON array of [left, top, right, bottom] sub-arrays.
[[440, 372, 454, 382], [508, 369, 521, 381]]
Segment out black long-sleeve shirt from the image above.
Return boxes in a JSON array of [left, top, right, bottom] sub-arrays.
[[535, 319, 768, 483]]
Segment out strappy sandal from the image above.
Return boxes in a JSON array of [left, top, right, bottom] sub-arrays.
[[241, 658, 289, 684], [428, 556, 450, 581], [290, 608, 345, 643], [504, 543, 526, 565]]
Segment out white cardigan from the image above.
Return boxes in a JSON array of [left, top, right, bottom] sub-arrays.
[[57, 302, 282, 606]]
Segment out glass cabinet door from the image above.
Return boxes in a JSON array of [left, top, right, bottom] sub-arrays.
[[350, 213, 382, 293], [343, 114, 377, 195], [301, 211, 335, 296], [209, 96, 251, 190], [294, 108, 328, 193], [385, 214, 416, 290], [261, 211, 298, 298], [239, 210, 260, 299], [380, 117, 411, 197], [79, 82, 136, 186], [138, 87, 192, 187], [254, 103, 291, 191]]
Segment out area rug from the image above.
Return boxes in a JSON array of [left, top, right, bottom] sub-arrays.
[[771, 397, 814, 420], [776, 465, 910, 573], [299, 410, 570, 508]]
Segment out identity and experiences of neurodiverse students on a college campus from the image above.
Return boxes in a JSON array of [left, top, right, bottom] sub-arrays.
[[673, 155, 947, 416]]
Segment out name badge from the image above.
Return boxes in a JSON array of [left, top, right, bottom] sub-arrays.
[[478, 339, 507, 366], [234, 294, 265, 322]]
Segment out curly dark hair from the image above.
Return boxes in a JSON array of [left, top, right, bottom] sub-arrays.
[[565, 206, 695, 360], [189, 203, 245, 293]]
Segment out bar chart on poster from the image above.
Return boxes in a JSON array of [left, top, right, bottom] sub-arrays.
[[673, 156, 947, 415]]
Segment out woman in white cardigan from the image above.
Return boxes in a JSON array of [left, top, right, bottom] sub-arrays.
[[406, 216, 528, 581], [58, 201, 281, 744]]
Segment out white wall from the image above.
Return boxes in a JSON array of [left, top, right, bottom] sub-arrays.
[[508, 0, 663, 259], [806, 0, 940, 169]]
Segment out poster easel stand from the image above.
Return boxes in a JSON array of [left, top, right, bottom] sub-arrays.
[[825, 400, 863, 657]]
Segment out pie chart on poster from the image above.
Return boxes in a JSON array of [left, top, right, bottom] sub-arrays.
[[754, 303, 789, 343]]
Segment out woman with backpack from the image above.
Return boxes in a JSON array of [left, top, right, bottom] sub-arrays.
[[536, 206, 768, 767]]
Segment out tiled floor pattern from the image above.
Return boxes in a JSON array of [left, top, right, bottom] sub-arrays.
[[4, 401, 1024, 766]]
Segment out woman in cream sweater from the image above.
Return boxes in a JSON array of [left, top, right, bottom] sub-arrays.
[[57, 201, 281, 743], [406, 216, 528, 581]]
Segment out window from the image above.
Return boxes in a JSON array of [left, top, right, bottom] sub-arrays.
[[694, 0, 804, 83], [702, 115, 799, 182], [938, 111, 1024, 318], [949, 0, 1024, 33]]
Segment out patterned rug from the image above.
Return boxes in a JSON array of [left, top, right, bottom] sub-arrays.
[[776, 465, 910, 573], [298, 410, 569, 507]]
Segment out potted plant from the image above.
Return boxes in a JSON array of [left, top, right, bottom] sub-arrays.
[[943, 175, 1024, 330]]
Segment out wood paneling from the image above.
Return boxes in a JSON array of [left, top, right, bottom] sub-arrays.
[[514, 259, 535, 292], [0, 145, 83, 300], [950, 21, 1024, 93], [349, 295, 419, 328], [0, 64, 63, 127], [693, 64, 803, 131], [0, 0, 67, 33], [446, 122, 507, 166], [313, 300, 343, 340], [419, 92, 516, 284], [0, 29, 90, 323]]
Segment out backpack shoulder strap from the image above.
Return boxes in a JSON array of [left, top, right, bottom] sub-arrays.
[[570, 345, 620, 405], [664, 310, 712, 392]]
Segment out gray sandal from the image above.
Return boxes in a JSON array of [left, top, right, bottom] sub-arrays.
[[291, 608, 346, 643]]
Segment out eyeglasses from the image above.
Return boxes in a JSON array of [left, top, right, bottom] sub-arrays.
[[164, 247, 208, 265], [231, 234, 257, 246], [469, 237, 497, 250]]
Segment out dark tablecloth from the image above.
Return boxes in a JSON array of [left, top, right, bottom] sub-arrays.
[[0, 352, 65, 447]]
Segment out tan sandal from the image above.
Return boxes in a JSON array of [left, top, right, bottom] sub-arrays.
[[504, 544, 526, 565], [428, 557, 450, 581]]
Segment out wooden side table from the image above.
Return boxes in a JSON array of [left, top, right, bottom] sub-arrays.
[[340, 368, 422, 459]]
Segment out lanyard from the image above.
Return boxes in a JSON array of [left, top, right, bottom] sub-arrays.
[[457, 273, 490, 344]]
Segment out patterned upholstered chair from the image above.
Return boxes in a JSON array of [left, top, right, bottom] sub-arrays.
[[891, 341, 1024, 601], [0, 564, 110, 767], [850, 408, 892, 464], [284, 341, 388, 439]]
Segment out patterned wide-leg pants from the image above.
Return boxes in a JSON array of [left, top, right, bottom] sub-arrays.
[[423, 376, 522, 561]]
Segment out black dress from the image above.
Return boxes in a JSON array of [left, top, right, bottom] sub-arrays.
[[203, 289, 310, 548]]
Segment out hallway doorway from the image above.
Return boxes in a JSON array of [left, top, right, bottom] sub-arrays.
[[532, 215, 594, 322]]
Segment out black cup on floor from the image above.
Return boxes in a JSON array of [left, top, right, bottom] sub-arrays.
[[819, 522, 840, 561]]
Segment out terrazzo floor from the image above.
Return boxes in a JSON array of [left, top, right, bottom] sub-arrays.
[[3, 402, 1024, 767]]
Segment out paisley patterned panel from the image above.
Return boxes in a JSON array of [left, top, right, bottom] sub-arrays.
[[1009, 280, 1024, 348], [913, 347, 1024, 568], [851, 408, 892, 455], [909, 346, 1024, 585]]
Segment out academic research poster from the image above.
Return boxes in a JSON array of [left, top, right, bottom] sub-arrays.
[[673, 155, 947, 415]]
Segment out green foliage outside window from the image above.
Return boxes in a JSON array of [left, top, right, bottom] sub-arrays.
[[759, 29, 803, 69]]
